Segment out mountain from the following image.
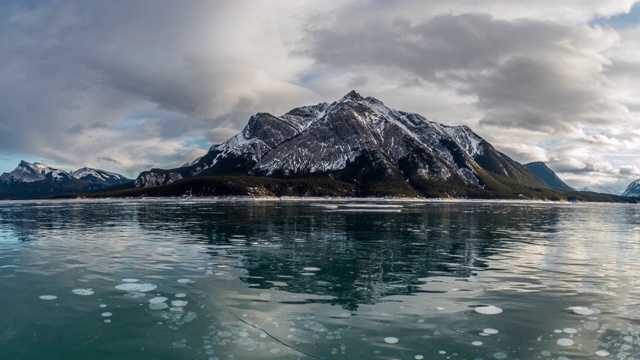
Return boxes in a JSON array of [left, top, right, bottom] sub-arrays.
[[579, 184, 620, 195], [622, 179, 640, 197], [0, 161, 131, 199], [134, 90, 561, 199], [524, 162, 574, 191], [70, 167, 130, 187]]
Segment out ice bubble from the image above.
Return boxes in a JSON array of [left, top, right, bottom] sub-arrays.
[[170, 307, 184, 313], [303, 267, 321, 272], [269, 348, 280, 354], [483, 328, 499, 335], [595, 350, 610, 357], [554, 329, 563, 333], [104, 319, 111, 323], [124, 292, 146, 299], [384, 337, 399, 344], [541, 350, 552, 356], [149, 302, 168, 310], [39, 295, 57, 300], [72, 288, 94, 296], [115, 283, 143, 291], [570, 306, 595, 315], [175, 293, 187, 298], [415, 356, 424, 360], [494, 352, 507, 359], [99, 304, 107, 308], [121, 278, 139, 283], [556, 338, 574, 346], [436, 307, 445, 310], [438, 351, 446, 354], [474, 305, 503, 315], [621, 344, 632, 351], [214, 272, 224, 276], [472, 341, 483, 346], [583, 321, 599, 330], [137, 283, 157, 292], [177, 278, 192, 284], [171, 300, 188, 307], [183, 311, 197, 323], [300, 272, 316, 276], [149, 296, 168, 304], [101, 312, 112, 317], [563, 327, 578, 334]]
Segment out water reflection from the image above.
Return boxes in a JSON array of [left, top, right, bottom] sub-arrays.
[[135, 202, 568, 310]]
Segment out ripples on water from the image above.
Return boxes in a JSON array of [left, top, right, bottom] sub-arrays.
[[0, 199, 639, 359]]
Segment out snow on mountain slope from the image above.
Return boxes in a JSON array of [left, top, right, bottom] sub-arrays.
[[0, 161, 131, 198], [70, 167, 130, 186], [135, 90, 543, 192], [0, 161, 72, 183], [211, 91, 483, 177]]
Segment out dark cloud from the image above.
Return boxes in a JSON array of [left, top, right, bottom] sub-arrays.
[[97, 157, 119, 164], [66, 124, 85, 135]]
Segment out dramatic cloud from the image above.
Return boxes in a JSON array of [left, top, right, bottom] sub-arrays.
[[301, 12, 628, 135], [0, 0, 639, 192], [0, 0, 323, 175]]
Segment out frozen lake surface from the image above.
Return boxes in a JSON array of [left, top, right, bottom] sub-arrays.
[[0, 199, 639, 359]]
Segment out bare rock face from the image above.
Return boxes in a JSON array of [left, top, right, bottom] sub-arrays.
[[135, 91, 543, 194]]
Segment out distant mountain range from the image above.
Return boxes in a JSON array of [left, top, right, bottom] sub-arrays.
[[0, 161, 131, 199], [580, 184, 620, 195], [1, 91, 638, 202]]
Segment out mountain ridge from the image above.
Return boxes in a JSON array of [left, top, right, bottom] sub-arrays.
[[133, 91, 556, 199], [0, 161, 131, 199], [524, 162, 574, 191]]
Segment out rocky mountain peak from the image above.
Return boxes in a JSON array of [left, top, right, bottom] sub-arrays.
[[338, 89, 365, 102], [135, 91, 546, 197]]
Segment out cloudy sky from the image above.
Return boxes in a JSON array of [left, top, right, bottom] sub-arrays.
[[1, 0, 640, 192]]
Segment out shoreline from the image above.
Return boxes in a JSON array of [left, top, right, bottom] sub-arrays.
[[1, 195, 627, 205]]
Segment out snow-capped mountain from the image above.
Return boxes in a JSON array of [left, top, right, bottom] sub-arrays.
[[0, 161, 73, 184], [70, 167, 130, 187], [622, 179, 640, 197], [579, 184, 620, 195], [135, 91, 548, 198], [524, 162, 574, 191], [0, 161, 131, 198]]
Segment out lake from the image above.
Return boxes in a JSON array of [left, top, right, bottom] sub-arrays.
[[0, 199, 639, 359]]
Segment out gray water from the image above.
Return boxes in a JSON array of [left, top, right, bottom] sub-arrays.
[[0, 199, 639, 360]]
